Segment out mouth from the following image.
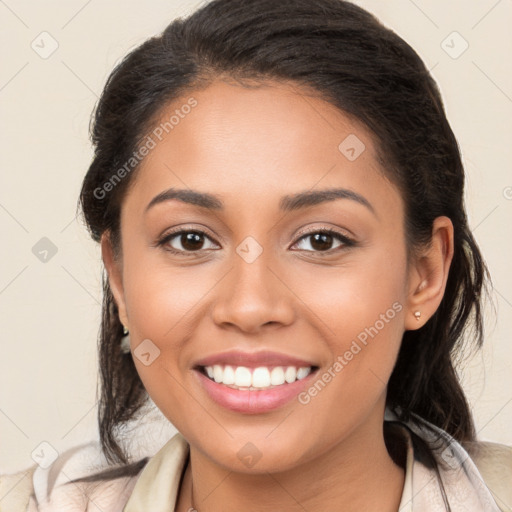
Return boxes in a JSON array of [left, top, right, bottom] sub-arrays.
[[193, 363, 320, 414]]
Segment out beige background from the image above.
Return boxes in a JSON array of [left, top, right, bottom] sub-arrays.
[[1, 0, 511, 473]]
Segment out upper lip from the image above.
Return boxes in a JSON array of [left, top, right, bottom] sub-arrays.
[[194, 350, 318, 369]]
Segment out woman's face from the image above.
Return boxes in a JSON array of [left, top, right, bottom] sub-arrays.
[[107, 79, 421, 473]]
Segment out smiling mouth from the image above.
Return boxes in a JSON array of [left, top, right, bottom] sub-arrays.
[[196, 364, 319, 391]]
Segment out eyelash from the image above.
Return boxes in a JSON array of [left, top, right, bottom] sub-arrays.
[[155, 227, 356, 257]]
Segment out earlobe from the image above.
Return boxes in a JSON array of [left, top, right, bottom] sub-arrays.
[[100, 231, 129, 328], [405, 216, 454, 330]]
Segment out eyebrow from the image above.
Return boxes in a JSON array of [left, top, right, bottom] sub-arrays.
[[145, 187, 375, 215]]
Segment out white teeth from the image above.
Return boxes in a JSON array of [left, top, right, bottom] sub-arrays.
[[203, 364, 313, 389], [297, 367, 310, 380], [252, 367, 270, 388], [270, 367, 285, 385], [213, 364, 223, 383], [284, 366, 297, 383], [223, 365, 235, 385], [234, 366, 252, 387]]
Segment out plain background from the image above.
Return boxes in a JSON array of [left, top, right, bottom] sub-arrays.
[[1, 0, 511, 473]]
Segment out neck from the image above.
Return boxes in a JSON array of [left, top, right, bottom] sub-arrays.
[[176, 412, 405, 512]]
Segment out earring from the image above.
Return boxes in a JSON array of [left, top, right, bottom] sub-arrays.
[[120, 325, 131, 354], [414, 311, 421, 321]]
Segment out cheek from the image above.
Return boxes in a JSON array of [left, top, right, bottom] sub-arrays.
[[292, 244, 408, 412], [295, 242, 408, 345], [118, 243, 218, 412], [122, 253, 215, 341]]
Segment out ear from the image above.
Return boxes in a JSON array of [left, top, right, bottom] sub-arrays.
[[404, 216, 454, 330], [101, 231, 129, 328]]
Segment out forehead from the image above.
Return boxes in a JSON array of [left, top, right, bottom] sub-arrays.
[[124, 79, 401, 219]]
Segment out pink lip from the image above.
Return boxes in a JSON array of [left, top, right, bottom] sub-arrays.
[[193, 349, 318, 369], [194, 368, 318, 414]]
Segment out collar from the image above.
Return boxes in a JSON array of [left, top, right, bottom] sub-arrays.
[[123, 432, 189, 512]]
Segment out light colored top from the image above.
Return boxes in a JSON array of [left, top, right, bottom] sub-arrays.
[[2, 414, 511, 511]]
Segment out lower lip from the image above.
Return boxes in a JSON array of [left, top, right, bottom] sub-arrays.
[[194, 368, 317, 414]]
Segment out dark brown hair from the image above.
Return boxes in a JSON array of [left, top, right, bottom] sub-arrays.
[[76, 0, 490, 482]]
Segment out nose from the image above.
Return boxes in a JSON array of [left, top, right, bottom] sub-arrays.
[[211, 248, 295, 334]]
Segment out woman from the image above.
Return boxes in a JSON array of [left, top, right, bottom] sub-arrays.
[[2, 0, 511, 510]]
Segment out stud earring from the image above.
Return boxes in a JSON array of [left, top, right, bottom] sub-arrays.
[[414, 311, 421, 321], [120, 325, 131, 354]]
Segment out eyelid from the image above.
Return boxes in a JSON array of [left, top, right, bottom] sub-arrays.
[[156, 224, 218, 242], [289, 226, 355, 253], [291, 225, 355, 244], [155, 225, 220, 252]]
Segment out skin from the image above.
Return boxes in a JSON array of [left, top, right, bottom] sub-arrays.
[[102, 79, 454, 511]]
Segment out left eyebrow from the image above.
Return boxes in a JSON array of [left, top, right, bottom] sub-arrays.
[[144, 187, 375, 215], [279, 188, 375, 215]]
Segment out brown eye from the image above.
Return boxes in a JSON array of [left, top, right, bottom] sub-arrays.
[[158, 230, 218, 254], [292, 230, 354, 253], [309, 232, 335, 251], [179, 232, 206, 251]]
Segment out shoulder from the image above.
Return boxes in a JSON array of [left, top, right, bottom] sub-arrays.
[[0, 441, 144, 512], [464, 439, 512, 511], [0, 464, 37, 512], [387, 413, 512, 511]]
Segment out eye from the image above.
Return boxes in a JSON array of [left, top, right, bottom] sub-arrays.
[[156, 227, 355, 256], [156, 229, 219, 254], [291, 229, 355, 253]]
